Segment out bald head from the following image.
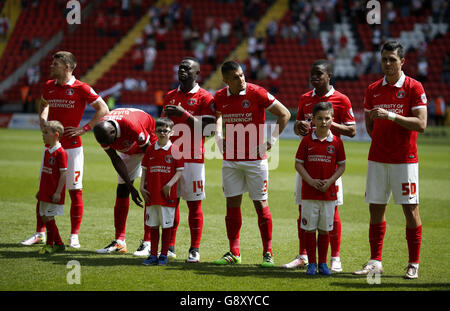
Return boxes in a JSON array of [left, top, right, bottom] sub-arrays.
[[93, 121, 117, 145]]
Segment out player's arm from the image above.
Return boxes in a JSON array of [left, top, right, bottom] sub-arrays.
[[369, 106, 427, 133], [38, 97, 49, 130], [331, 122, 356, 138], [51, 169, 67, 203], [215, 111, 225, 154], [104, 148, 143, 207], [162, 169, 184, 198], [66, 97, 109, 137], [266, 101, 291, 149], [364, 109, 373, 138]]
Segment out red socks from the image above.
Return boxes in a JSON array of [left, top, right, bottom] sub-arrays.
[[305, 232, 329, 264], [169, 201, 180, 247], [114, 197, 130, 241], [406, 225, 422, 264], [329, 206, 341, 257], [44, 219, 62, 246], [36, 201, 45, 233], [297, 205, 307, 256], [150, 227, 171, 256], [369, 221, 386, 261], [225, 207, 242, 256], [69, 189, 83, 235], [256, 206, 273, 255], [187, 200, 203, 249]]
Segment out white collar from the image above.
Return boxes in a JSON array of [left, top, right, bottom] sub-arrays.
[[382, 71, 405, 87], [54, 75, 76, 86], [226, 83, 247, 96], [48, 142, 62, 154], [312, 130, 334, 142], [312, 86, 335, 97], [154, 140, 172, 150], [177, 84, 200, 94]]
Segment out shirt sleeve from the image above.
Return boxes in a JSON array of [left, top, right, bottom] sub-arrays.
[[341, 95, 356, 125], [200, 92, 216, 118], [411, 81, 427, 110], [296, 97, 305, 121], [80, 83, 100, 105], [295, 138, 307, 163], [336, 138, 346, 164], [58, 149, 68, 170]]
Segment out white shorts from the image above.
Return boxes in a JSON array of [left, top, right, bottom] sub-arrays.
[[294, 172, 343, 206], [118, 153, 144, 184], [40, 146, 84, 190], [222, 159, 268, 201], [300, 200, 336, 231], [39, 201, 64, 217], [365, 161, 419, 205], [177, 162, 205, 201], [145, 205, 176, 228]]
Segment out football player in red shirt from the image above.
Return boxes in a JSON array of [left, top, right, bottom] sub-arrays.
[[283, 59, 356, 272], [296, 102, 346, 275], [353, 41, 427, 279], [213, 61, 291, 267], [93, 108, 157, 255], [21, 51, 109, 249], [161, 57, 216, 263], [140, 118, 184, 266], [37, 121, 68, 254]]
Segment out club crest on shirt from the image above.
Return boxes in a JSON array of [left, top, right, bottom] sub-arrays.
[[165, 155, 173, 163], [241, 100, 251, 108], [48, 156, 56, 165], [327, 145, 335, 154], [66, 88, 74, 95], [396, 90, 405, 99], [187, 98, 196, 106]]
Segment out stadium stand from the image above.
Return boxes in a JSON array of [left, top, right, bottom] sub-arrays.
[[0, 0, 448, 126]]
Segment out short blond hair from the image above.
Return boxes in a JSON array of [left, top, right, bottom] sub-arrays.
[[46, 120, 64, 137], [53, 51, 77, 71]]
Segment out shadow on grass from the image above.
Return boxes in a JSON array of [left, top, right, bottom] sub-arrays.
[[1, 244, 449, 289]]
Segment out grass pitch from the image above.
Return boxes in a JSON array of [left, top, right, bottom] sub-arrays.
[[0, 128, 449, 292]]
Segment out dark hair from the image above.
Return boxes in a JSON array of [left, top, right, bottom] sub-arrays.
[[311, 59, 333, 74], [156, 117, 174, 129], [381, 41, 404, 59], [221, 60, 241, 76], [312, 101, 334, 116], [53, 51, 77, 71]]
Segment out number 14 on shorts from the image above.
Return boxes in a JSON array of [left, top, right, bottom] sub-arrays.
[[193, 180, 204, 193]]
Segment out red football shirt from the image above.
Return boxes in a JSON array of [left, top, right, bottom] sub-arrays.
[[42, 76, 100, 149], [296, 131, 346, 201], [100, 108, 157, 155], [163, 85, 215, 163], [296, 87, 355, 137], [214, 83, 276, 161], [38, 143, 68, 205], [141, 141, 184, 207], [364, 73, 427, 164]]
